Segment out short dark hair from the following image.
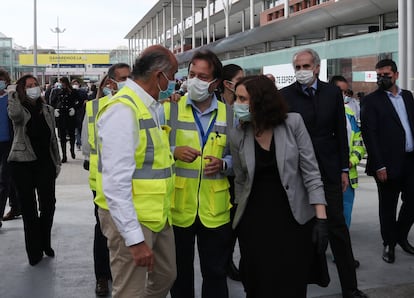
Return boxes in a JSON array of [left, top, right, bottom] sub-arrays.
[[0, 68, 11, 84], [189, 50, 223, 80], [375, 59, 397, 72], [235, 75, 288, 134], [329, 75, 347, 85], [108, 63, 130, 80]]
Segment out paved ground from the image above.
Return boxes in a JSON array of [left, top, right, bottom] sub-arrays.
[[1, 156, 414, 298]]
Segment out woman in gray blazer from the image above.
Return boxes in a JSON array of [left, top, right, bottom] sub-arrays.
[[8, 74, 61, 266], [230, 75, 328, 298]]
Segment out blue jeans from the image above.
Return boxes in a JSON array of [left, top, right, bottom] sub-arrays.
[[343, 185, 355, 229]]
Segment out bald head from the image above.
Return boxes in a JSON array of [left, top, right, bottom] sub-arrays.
[[132, 45, 178, 81]]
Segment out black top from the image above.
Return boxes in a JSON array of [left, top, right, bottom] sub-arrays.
[[25, 103, 51, 161]]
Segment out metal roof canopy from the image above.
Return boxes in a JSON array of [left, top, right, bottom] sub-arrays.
[[125, 0, 208, 39], [175, 0, 397, 64], [125, 0, 265, 41]]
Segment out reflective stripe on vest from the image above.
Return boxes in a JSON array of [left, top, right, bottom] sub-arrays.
[[166, 98, 232, 228], [94, 88, 174, 232]]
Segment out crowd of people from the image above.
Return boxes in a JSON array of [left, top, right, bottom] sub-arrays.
[[0, 46, 413, 298]]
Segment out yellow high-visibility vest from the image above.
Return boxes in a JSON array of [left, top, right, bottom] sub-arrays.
[[86, 95, 110, 191], [95, 86, 175, 232], [164, 97, 233, 228]]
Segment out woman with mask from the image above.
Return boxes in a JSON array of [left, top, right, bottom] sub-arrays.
[[230, 75, 328, 297], [7, 74, 61, 266], [220, 64, 244, 106]]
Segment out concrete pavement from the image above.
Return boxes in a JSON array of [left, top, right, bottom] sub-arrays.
[[1, 156, 414, 298]]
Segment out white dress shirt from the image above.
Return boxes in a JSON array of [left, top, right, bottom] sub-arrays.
[[97, 79, 163, 246]]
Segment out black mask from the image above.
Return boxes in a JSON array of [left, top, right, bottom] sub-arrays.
[[377, 76, 394, 90]]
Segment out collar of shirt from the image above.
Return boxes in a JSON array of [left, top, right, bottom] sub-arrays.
[[186, 93, 219, 115], [384, 86, 402, 99], [125, 78, 163, 127], [300, 79, 318, 94]]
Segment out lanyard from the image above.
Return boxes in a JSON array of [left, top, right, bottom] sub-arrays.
[[192, 107, 217, 149]]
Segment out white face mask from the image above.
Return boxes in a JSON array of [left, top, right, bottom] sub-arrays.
[[72, 84, 80, 90], [295, 69, 315, 85], [26, 86, 41, 100], [187, 77, 216, 102]]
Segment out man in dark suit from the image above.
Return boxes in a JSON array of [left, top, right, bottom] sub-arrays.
[[361, 59, 414, 264], [281, 48, 367, 298]]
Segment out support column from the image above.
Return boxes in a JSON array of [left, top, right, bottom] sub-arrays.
[[192, 0, 195, 49], [163, 7, 166, 47], [284, 0, 289, 19], [398, 0, 407, 89], [180, 0, 184, 52], [250, 0, 254, 29], [206, 0, 210, 44], [223, 0, 232, 37], [241, 10, 245, 32], [407, 0, 414, 91], [156, 13, 159, 44], [171, 0, 174, 52]]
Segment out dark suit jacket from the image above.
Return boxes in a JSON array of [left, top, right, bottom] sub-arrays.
[[360, 88, 414, 179], [281, 80, 349, 185]]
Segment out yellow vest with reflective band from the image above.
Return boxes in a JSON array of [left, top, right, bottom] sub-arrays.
[[94, 86, 175, 232], [164, 96, 232, 228], [86, 95, 110, 191], [345, 106, 365, 189]]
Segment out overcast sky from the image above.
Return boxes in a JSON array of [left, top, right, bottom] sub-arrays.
[[1, 0, 158, 50]]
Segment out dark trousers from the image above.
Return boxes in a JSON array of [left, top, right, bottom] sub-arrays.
[[92, 190, 111, 280], [324, 183, 357, 293], [376, 153, 414, 246], [58, 125, 75, 158], [0, 141, 19, 217], [170, 217, 232, 298], [9, 160, 56, 264]]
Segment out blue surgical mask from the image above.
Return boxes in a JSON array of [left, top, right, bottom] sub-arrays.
[[343, 96, 351, 104], [115, 80, 126, 91], [158, 72, 176, 101], [102, 87, 113, 96], [233, 103, 251, 122], [0, 80, 6, 91]]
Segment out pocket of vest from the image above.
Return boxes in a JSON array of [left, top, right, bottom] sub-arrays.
[[209, 179, 231, 216], [171, 176, 187, 211], [132, 180, 167, 222]]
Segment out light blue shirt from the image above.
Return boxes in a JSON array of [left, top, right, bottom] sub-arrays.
[[186, 94, 233, 175], [385, 87, 414, 152]]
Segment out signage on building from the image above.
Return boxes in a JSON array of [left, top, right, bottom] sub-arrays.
[[263, 60, 328, 88], [19, 54, 110, 65], [364, 71, 377, 82]]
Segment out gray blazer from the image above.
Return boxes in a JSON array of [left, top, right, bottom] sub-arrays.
[[229, 112, 326, 228], [7, 91, 61, 174]]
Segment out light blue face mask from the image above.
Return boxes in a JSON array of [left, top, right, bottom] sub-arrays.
[[0, 80, 6, 91], [158, 72, 176, 101], [116, 80, 126, 90], [233, 103, 251, 122], [102, 87, 113, 96], [343, 96, 351, 104]]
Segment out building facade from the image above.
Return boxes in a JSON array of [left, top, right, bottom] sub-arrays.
[[125, 0, 413, 93]]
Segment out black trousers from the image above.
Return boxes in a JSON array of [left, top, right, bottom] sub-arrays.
[[57, 125, 75, 158], [10, 160, 56, 264], [170, 216, 232, 298], [376, 153, 414, 246], [0, 141, 19, 217], [92, 190, 111, 280], [324, 183, 357, 293]]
